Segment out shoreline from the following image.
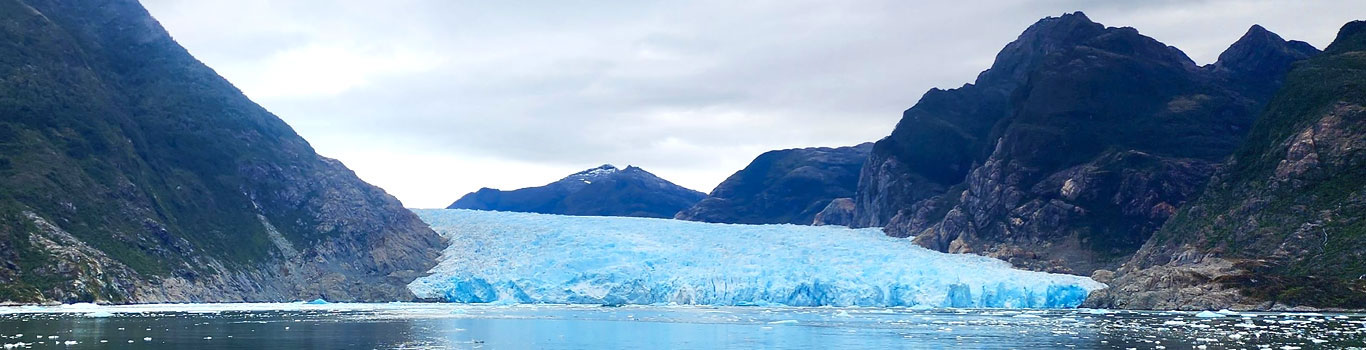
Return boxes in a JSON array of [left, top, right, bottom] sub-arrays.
[[3, 301, 1364, 314]]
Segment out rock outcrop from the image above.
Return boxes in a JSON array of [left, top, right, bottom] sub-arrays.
[[0, 0, 445, 303], [449, 165, 704, 219], [1089, 21, 1366, 310], [812, 198, 856, 226], [677, 143, 871, 225]]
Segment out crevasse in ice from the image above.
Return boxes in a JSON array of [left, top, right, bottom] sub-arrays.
[[409, 209, 1106, 308]]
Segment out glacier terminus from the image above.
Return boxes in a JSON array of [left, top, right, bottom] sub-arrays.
[[410, 209, 1105, 308]]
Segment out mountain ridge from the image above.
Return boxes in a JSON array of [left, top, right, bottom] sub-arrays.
[[676, 143, 871, 225], [448, 164, 704, 218]]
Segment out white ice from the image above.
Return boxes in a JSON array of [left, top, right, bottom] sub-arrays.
[[408, 209, 1106, 308]]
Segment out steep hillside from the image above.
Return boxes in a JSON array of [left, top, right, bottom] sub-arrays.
[[448, 165, 704, 218], [676, 143, 871, 225], [0, 0, 443, 303], [1088, 21, 1366, 310]]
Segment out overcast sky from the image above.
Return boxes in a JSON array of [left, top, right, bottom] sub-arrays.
[[139, 0, 1363, 208]]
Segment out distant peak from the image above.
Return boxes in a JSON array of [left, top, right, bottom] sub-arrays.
[[1234, 24, 1320, 55], [576, 164, 618, 174], [1234, 24, 1285, 46], [1214, 24, 1319, 75]]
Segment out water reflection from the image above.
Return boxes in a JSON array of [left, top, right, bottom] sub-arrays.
[[0, 304, 1363, 349]]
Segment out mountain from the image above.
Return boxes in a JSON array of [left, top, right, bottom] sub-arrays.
[[675, 143, 871, 225], [855, 12, 1318, 275], [0, 0, 444, 303], [852, 12, 1110, 228], [1087, 21, 1366, 310], [448, 165, 704, 218]]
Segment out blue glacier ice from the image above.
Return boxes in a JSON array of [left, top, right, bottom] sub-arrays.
[[409, 209, 1106, 308]]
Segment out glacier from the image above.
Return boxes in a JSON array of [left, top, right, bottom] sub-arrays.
[[409, 209, 1106, 308]]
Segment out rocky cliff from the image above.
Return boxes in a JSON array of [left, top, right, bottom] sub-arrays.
[[857, 13, 1318, 275], [1087, 21, 1366, 310], [448, 165, 704, 218], [676, 143, 871, 225], [0, 0, 444, 303]]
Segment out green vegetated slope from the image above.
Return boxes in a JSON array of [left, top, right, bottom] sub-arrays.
[[0, 0, 441, 303], [1108, 21, 1366, 309]]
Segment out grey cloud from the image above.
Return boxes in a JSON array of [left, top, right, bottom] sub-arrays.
[[141, 0, 1366, 207]]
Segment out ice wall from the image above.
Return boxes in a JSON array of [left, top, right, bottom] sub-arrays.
[[409, 209, 1105, 308]]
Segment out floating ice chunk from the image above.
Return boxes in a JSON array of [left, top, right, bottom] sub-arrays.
[[305, 299, 329, 305], [61, 303, 99, 310], [408, 209, 1105, 308], [1195, 311, 1225, 318], [768, 320, 798, 325]]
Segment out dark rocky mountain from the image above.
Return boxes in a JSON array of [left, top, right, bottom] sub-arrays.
[[855, 12, 1319, 275], [448, 165, 704, 218], [0, 0, 444, 303], [1087, 21, 1366, 310], [676, 143, 871, 225], [852, 12, 1111, 228]]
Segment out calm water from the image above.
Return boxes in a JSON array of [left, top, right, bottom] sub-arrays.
[[1, 303, 1364, 349]]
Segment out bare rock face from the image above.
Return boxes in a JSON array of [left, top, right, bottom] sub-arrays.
[[1083, 256, 1260, 311], [911, 150, 1220, 274], [0, 0, 444, 303], [1093, 21, 1366, 310], [812, 198, 856, 226]]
